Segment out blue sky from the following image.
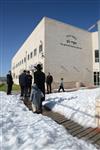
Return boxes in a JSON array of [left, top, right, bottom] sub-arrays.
[[0, 0, 100, 77]]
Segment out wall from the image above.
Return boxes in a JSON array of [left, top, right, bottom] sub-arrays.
[[45, 17, 93, 87]]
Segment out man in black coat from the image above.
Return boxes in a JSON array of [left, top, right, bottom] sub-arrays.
[[27, 71, 32, 96], [6, 70, 13, 95], [34, 64, 45, 113], [46, 72, 53, 94], [19, 70, 28, 98]]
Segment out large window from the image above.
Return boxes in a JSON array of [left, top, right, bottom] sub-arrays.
[[39, 44, 43, 53], [28, 54, 30, 60], [95, 50, 99, 62], [22, 59, 23, 64], [34, 48, 37, 56], [30, 52, 33, 58], [94, 72, 100, 86], [24, 57, 26, 62]]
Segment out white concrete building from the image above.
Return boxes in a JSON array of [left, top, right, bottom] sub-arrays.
[[11, 17, 100, 88]]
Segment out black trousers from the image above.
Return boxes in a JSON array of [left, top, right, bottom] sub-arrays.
[[20, 85, 28, 97], [47, 83, 52, 93], [7, 84, 12, 94], [58, 86, 65, 92], [27, 85, 32, 96]]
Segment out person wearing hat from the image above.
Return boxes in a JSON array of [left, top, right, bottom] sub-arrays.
[[34, 64, 45, 113], [46, 72, 53, 94], [6, 70, 13, 95], [26, 70, 32, 96], [19, 70, 28, 99]]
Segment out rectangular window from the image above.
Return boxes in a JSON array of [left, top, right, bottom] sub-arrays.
[[34, 48, 37, 56], [30, 52, 33, 58], [94, 72, 100, 85], [22, 59, 23, 64], [94, 72, 96, 85], [24, 57, 26, 62], [28, 54, 30, 60], [39, 44, 42, 53], [95, 50, 99, 62], [13, 73, 15, 78]]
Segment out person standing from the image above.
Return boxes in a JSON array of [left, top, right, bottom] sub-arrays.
[[19, 70, 28, 98], [46, 72, 53, 93], [58, 78, 65, 92], [34, 64, 45, 113], [30, 84, 44, 113], [27, 71, 32, 96], [6, 70, 13, 95]]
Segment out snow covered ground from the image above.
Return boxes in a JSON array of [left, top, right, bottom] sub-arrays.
[[44, 87, 100, 128], [0, 91, 99, 150]]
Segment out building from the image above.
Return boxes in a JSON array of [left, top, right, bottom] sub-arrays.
[[11, 17, 100, 88]]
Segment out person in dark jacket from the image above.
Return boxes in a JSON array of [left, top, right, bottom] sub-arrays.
[[6, 70, 13, 95], [27, 71, 32, 96], [34, 64, 45, 113], [19, 70, 28, 98], [46, 72, 53, 94]]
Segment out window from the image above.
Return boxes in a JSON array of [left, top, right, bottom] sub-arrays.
[[22, 59, 23, 64], [39, 44, 42, 53], [30, 52, 33, 58], [13, 73, 15, 78], [94, 72, 100, 86], [28, 54, 30, 60], [95, 50, 99, 62], [34, 48, 37, 56], [24, 57, 26, 62]]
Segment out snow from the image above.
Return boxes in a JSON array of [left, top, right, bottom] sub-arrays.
[[44, 87, 100, 128], [0, 91, 99, 150]]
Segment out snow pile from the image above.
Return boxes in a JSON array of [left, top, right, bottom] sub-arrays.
[[0, 92, 98, 150], [44, 88, 100, 128]]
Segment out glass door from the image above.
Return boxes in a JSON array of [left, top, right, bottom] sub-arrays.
[[94, 72, 100, 86]]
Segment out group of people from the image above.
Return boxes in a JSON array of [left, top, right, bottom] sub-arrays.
[[6, 64, 65, 113], [19, 70, 32, 98]]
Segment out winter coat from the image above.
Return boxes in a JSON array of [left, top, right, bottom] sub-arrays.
[[27, 74, 32, 86], [7, 74, 13, 85], [19, 72, 28, 87], [30, 84, 44, 109], [34, 70, 45, 96], [46, 75, 53, 84]]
